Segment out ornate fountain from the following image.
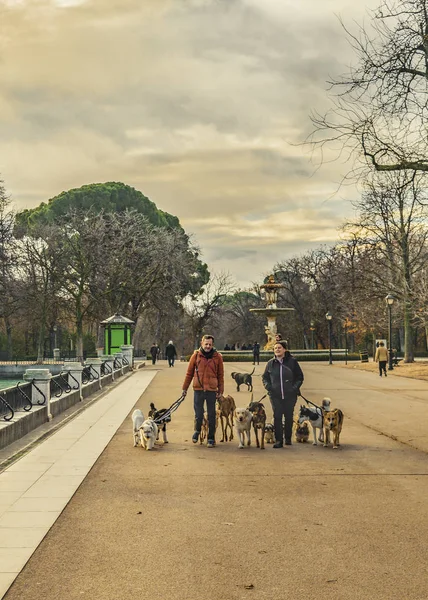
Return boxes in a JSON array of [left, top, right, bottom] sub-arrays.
[[250, 274, 294, 350]]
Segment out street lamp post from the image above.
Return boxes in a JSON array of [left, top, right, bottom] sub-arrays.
[[310, 320, 315, 350], [385, 294, 395, 371], [343, 318, 351, 366], [180, 325, 185, 362], [326, 312, 333, 365]]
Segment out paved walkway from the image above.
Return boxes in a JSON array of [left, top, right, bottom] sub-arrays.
[[0, 369, 156, 597], [1, 361, 428, 599]]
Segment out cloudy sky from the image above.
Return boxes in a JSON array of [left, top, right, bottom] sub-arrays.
[[0, 0, 378, 287]]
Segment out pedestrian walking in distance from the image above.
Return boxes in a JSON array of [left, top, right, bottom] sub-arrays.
[[181, 334, 224, 448], [253, 341, 260, 365], [375, 341, 388, 377], [262, 340, 304, 448], [165, 340, 177, 367], [150, 343, 159, 365]]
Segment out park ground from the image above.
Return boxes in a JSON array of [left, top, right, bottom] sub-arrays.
[[2, 359, 428, 600], [342, 357, 428, 382]]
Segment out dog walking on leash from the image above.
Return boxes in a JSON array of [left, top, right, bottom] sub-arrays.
[[181, 334, 224, 448], [262, 340, 304, 448]]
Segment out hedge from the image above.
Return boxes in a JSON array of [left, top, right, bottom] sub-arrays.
[[184, 353, 361, 362]]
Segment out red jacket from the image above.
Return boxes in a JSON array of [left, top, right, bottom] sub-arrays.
[[182, 349, 224, 394]]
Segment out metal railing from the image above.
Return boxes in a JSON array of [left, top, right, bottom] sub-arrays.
[[101, 361, 112, 376], [50, 373, 72, 398], [0, 393, 14, 421], [0, 381, 33, 419]]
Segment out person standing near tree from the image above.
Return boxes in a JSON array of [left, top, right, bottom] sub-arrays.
[[165, 340, 177, 367], [181, 334, 224, 448], [262, 340, 304, 448]]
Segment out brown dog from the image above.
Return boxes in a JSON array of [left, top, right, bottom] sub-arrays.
[[294, 420, 310, 443], [248, 401, 266, 449], [323, 409, 344, 449], [217, 395, 236, 442]]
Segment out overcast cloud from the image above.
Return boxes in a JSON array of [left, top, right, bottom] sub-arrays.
[[0, 0, 378, 287]]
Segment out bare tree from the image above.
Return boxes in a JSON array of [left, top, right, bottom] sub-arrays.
[[185, 272, 236, 348], [344, 172, 428, 361], [310, 0, 428, 175], [16, 228, 64, 362]]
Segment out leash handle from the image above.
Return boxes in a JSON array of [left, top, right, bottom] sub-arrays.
[[152, 392, 186, 424]]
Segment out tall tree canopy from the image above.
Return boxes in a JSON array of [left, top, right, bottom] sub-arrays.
[[15, 182, 181, 230]]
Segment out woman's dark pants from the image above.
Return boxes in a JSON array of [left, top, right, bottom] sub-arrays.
[[194, 390, 217, 441], [270, 396, 296, 443]]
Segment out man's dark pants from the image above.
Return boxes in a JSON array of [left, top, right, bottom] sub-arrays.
[[270, 395, 296, 443], [194, 390, 217, 441], [378, 360, 387, 376], [253, 352, 260, 365]]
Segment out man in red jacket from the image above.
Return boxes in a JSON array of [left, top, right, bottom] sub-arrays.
[[182, 334, 224, 448]]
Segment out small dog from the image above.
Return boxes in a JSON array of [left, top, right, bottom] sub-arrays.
[[298, 405, 324, 445], [264, 423, 275, 444], [248, 400, 266, 449], [234, 407, 252, 448], [231, 368, 255, 392], [323, 409, 344, 449], [132, 409, 145, 447], [148, 402, 169, 444], [200, 413, 209, 444], [217, 394, 236, 442], [295, 420, 310, 443], [322, 398, 331, 412], [140, 418, 158, 451]]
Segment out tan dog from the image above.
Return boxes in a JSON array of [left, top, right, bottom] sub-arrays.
[[217, 394, 236, 442], [323, 409, 344, 449], [200, 413, 209, 444], [234, 407, 252, 449]]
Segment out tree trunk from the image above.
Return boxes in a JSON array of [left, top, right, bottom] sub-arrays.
[[36, 325, 45, 364], [132, 315, 144, 355], [5, 318, 12, 360], [403, 300, 414, 362]]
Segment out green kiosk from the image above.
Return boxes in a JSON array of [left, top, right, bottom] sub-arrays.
[[101, 313, 134, 355]]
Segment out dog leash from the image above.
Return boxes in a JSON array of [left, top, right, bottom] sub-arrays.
[[152, 392, 186, 425], [299, 393, 323, 411]]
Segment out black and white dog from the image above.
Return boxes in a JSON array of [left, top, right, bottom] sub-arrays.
[[298, 405, 324, 446], [148, 402, 170, 444]]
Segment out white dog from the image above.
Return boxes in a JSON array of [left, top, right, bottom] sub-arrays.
[[234, 407, 252, 449], [140, 418, 159, 451], [132, 409, 145, 447]]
